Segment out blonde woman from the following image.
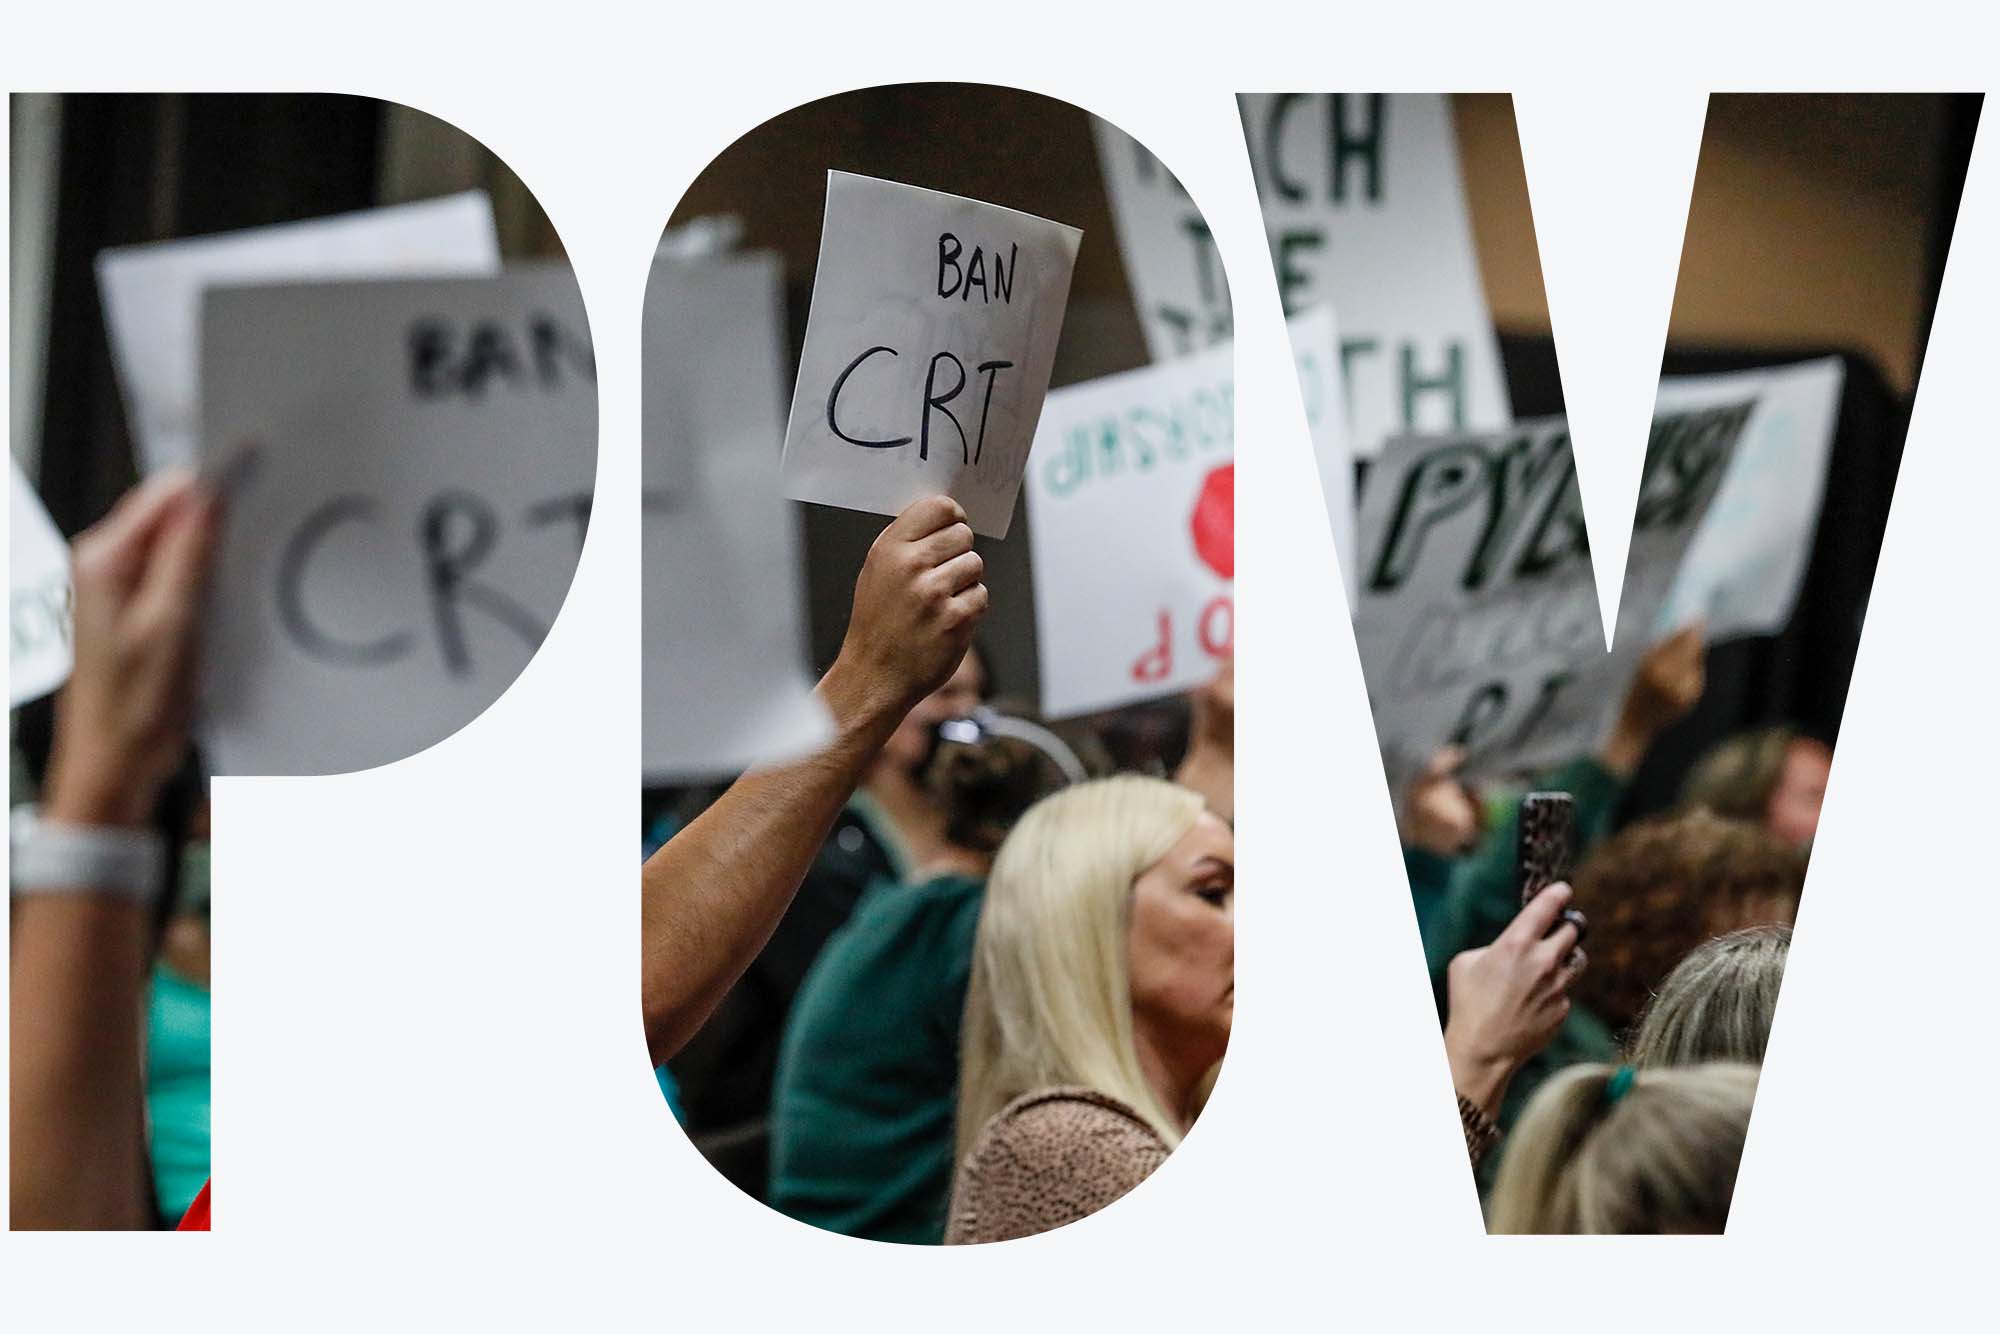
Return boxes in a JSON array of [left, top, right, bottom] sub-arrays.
[[1487, 1062, 1758, 1234], [1627, 925, 1790, 1070], [945, 776, 1232, 1244]]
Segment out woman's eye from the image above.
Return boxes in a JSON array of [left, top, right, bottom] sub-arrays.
[[1196, 885, 1231, 907]]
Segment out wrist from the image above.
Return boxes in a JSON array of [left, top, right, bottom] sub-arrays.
[[42, 754, 157, 829], [1445, 1038, 1515, 1117], [817, 654, 914, 755]]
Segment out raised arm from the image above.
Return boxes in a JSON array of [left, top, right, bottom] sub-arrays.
[[640, 496, 988, 1064], [11, 472, 218, 1229]]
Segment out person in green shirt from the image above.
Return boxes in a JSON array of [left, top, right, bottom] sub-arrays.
[[1406, 625, 1709, 1136], [768, 711, 1076, 1243]]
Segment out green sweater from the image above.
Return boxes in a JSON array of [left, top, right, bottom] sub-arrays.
[[768, 873, 985, 1245], [1415, 756, 1626, 1132]]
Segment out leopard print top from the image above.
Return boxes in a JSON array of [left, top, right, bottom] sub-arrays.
[[943, 1086, 1171, 1245]]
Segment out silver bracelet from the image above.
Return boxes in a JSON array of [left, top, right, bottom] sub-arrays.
[[9, 805, 168, 905]]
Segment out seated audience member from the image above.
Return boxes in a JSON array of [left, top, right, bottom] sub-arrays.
[[1442, 881, 1588, 1166], [1487, 1062, 1759, 1234], [769, 707, 1079, 1243], [12, 471, 219, 1229], [945, 775, 1231, 1244], [1568, 811, 1805, 1039], [1627, 925, 1791, 1070], [1681, 726, 1831, 849], [643, 497, 990, 1197]]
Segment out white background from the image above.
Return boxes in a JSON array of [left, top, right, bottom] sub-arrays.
[[4, 3, 1997, 1329]]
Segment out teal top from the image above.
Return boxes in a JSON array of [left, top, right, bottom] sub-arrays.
[[146, 963, 212, 1224], [768, 872, 986, 1245]]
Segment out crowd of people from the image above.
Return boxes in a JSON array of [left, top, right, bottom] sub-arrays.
[[1407, 626, 1823, 1232], [641, 494, 1236, 1243]]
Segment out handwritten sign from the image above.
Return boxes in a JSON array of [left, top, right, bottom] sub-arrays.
[[1238, 94, 1510, 459], [780, 172, 1081, 538], [196, 265, 594, 776], [1026, 339, 1236, 718], [10, 457, 72, 708], [1352, 403, 1751, 788], [98, 191, 501, 475], [1286, 305, 1358, 598], [1091, 120, 1233, 360], [644, 251, 830, 781], [1654, 357, 1845, 640]]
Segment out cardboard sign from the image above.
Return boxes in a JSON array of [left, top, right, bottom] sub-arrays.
[[781, 172, 1082, 538], [1238, 93, 1511, 459], [643, 251, 831, 782], [98, 191, 501, 475], [1026, 338, 1236, 718], [1286, 305, 1358, 598], [1655, 357, 1845, 640], [1091, 120, 1233, 360], [196, 265, 594, 776], [1352, 402, 1751, 788], [10, 457, 72, 708]]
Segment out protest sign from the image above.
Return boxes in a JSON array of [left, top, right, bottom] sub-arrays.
[[643, 251, 830, 782], [781, 172, 1082, 538], [196, 264, 594, 775], [1654, 357, 1845, 640], [1352, 402, 1751, 788], [10, 456, 72, 707], [1285, 304, 1358, 597], [1091, 120, 1233, 361], [98, 191, 501, 475], [1238, 93, 1510, 459], [1026, 339, 1236, 718]]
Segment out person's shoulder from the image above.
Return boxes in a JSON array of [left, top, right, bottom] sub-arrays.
[[945, 1087, 1169, 1244]]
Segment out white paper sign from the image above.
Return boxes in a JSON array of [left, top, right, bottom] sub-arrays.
[[1238, 93, 1511, 459], [780, 172, 1082, 538], [1285, 305, 1358, 598], [1091, 120, 1233, 360], [1352, 402, 1751, 788], [644, 251, 831, 782], [98, 191, 502, 476], [10, 457, 73, 708], [196, 265, 594, 776], [1026, 340, 1236, 719], [1654, 357, 1845, 640]]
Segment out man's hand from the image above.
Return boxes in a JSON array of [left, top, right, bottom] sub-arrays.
[[820, 495, 988, 739], [1443, 881, 1586, 1116], [43, 471, 220, 828], [1401, 745, 1483, 857], [1601, 621, 1706, 778]]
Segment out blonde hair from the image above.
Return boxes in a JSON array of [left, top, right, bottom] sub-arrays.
[[1488, 1063, 1759, 1234], [955, 776, 1207, 1161], [1628, 926, 1790, 1069]]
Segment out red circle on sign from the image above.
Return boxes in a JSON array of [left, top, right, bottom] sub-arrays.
[[1190, 462, 1234, 580]]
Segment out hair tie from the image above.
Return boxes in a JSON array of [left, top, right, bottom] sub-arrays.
[[1604, 1065, 1637, 1106]]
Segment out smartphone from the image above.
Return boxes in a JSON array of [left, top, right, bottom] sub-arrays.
[[1517, 791, 1575, 906]]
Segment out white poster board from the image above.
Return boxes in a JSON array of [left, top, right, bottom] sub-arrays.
[[10, 457, 73, 708], [1026, 339, 1236, 718], [1091, 120, 1233, 360], [1654, 357, 1845, 640], [781, 172, 1081, 538], [1352, 402, 1751, 788], [1285, 305, 1358, 598], [196, 265, 594, 775], [1238, 93, 1511, 459], [98, 191, 502, 476], [643, 251, 830, 782]]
